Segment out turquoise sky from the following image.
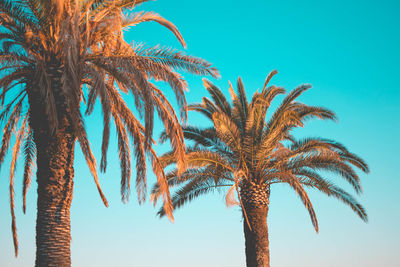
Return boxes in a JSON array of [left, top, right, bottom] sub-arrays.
[[1, 0, 399, 266]]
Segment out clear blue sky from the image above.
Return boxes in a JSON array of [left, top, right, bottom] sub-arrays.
[[1, 0, 399, 266]]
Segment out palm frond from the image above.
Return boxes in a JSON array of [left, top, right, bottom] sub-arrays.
[[22, 126, 35, 213], [212, 112, 242, 154], [123, 11, 186, 48], [134, 45, 220, 78], [236, 77, 248, 126], [151, 84, 186, 175], [185, 150, 235, 172], [295, 169, 368, 221], [203, 79, 231, 115], [157, 178, 219, 217], [9, 114, 28, 257], [275, 172, 319, 232], [76, 118, 109, 207], [148, 147, 174, 222], [0, 97, 24, 168], [261, 69, 278, 92], [112, 110, 132, 202]]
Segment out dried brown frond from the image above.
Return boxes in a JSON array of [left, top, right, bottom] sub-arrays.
[[225, 184, 239, 207]]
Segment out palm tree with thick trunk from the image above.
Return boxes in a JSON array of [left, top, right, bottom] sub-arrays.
[[152, 70, 369, 267], [0, 0, 219, 266]]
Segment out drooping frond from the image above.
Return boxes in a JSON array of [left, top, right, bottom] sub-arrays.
[[157, 178, 223, 217], [288, 153, 363, 194], [148, 147, 174, 222], [274, 172, 319, 232], [151, 166, 233, 206], [106, 84, 148, 202], [0, 96, 24, 168], [9, 114, 28, 257], [151, 84, 186, 174], [76, 119, 109, 207], [122, 11, 186, 48], [112, 109, 132, 202], [22, 126, 35, 213], [294, 169, 368, 221]]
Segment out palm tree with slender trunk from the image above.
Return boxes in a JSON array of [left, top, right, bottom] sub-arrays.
[[0, 0, 219, 266], [152, 70, 369, 267]]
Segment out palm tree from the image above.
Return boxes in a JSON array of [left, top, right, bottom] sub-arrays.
[[0, 0, 219, 265], [152, 70, 369, 267]]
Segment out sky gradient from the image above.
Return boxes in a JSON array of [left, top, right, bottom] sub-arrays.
[[0, 0, 399, 266]]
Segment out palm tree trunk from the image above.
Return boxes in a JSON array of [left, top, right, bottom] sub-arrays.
[[34, 128, 75, 267], [28, 62, 77, 266], [243, 205, 270, 267], [241, 181, 271, 267]]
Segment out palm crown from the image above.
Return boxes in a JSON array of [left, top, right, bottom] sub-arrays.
[[152, 71, 368, 266], [0, 0, 219, 258]]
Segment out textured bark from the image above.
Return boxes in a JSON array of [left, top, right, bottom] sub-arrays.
[[34, 129, 75, 267], [28, 61, 76, 267], [241, 181, 270, 267]]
